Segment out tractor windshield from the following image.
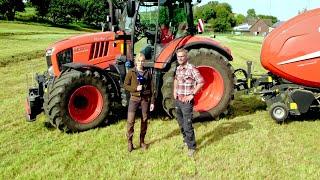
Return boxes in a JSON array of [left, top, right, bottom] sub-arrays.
[[119, 7, 133, 33]]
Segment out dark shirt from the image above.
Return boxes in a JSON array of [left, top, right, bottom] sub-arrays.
[[124, 68, 155, 103]]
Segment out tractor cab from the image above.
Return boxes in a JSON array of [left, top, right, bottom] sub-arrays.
[[112, 0, 198, 64]]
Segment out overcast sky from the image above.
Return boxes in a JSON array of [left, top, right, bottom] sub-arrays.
[[198, 0, 320, 21]]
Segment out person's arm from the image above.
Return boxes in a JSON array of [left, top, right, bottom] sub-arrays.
[[192, 66, 204, 95], [150, 71, 155, 111], [192, 82, 204, 95], [124, 70, 137, 93], [185, 67, 204, 102]]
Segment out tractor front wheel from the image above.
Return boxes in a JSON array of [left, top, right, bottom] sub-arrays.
[[46, 69, 109, 132]]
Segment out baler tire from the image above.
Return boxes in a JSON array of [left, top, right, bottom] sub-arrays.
[[46, 69, 109, 132], [269, 102, 289, 123], [161, 48, 234, 120]]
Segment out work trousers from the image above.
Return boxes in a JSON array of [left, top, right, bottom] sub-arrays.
[[175, 99, 196, 150]]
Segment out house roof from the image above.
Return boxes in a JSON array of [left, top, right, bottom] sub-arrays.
[[249, 19, 273, 30], [272, 21, 285, 28], [233, 23, 251, 32]]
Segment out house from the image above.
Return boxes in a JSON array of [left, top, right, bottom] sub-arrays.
[[233, 19, 273, 36], [249, 19, 272, 36]]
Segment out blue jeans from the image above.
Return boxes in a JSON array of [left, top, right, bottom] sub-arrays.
[[175, 100, 196, 150]]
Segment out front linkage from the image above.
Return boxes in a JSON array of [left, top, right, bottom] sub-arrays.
[[25, 73, 49, 121]]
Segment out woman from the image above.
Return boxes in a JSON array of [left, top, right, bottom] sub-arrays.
[[124, 53, 155, 152]]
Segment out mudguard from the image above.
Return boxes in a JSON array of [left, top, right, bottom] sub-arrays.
[[154, 35, 233, 69]]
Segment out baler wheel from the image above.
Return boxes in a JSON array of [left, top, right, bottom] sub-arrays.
[[269, 102, 289, 123]]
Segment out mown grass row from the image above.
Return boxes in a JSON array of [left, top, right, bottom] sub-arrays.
[[0, 21, 88, 66], [1, 23, 320, 179]]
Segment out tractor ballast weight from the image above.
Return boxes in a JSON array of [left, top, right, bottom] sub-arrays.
[[25, 0, 235, 132], [235, 8, 320, 123]]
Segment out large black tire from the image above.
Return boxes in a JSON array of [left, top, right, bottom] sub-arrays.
[[45, 69, 109, 132], [161, 48, 235, 119], [43, 80, 54, 128]]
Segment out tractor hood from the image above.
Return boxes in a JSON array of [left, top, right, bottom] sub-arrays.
[[46, 31, 124, 76], [47, 31, 116, 53], [261, 8, 320, 88]]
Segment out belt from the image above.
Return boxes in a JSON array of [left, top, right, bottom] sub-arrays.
[[177, 94, 191, 101]]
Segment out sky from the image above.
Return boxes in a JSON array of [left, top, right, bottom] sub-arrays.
[[198, 0, 320, 21]]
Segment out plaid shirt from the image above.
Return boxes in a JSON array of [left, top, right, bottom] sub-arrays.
[[175, 63, 204, 96]]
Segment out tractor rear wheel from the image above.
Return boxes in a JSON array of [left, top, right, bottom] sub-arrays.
[[161, 48, 234, 119], [46, 68, 109, 132]]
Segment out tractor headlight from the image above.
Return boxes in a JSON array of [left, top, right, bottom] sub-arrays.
[[45, 48, 54, 67], [48, 66, 54, 77], [46, 48, 54, 56]]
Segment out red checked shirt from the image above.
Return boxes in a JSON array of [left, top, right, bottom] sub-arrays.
[[175, 63, 204, 96]]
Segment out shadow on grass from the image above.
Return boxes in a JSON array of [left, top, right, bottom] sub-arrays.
[[283, 110, 320, 124], [227, 95, 267, 119], [197, 120, 253, 149], [147, 128, 181, 145], [192, 95, 266, 123]]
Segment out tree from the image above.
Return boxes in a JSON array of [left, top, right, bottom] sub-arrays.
[[247, 8, 256, 19], [201, 1, 218, 22], [48, 0, 83, 25], [81, 0, 110, 27], [209, 4, 235, 32], [0, 0, 25, 20], [235, 14, 246, 25], [29, 0, 51, 18], [257, 14, 278, 24]]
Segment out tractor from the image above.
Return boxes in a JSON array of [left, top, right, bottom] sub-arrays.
[[25, 0, 235, 132]]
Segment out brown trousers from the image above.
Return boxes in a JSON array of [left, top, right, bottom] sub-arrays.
[[127, 96, 150, 143]]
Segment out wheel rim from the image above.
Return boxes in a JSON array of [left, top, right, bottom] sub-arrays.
[[273, 106, 285, 119], [194, 66, 224, 112], [68, 85, 103, 124]]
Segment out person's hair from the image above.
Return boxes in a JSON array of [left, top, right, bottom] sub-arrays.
[[178, 22, 187, 31], [176, 48, 188, 55], [135, 53, 145, 63]]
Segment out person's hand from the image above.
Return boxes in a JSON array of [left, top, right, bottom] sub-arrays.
[[184, 94, 194, 103], [173, 92, 177, 100], [150, 104, 154, 111], [137, 85, 143, 91]]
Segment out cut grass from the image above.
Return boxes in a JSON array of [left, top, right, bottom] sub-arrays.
[[1, 22, 320, 179], [0, 22, 87, 66]]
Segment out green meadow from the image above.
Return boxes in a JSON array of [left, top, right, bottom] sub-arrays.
[[0, 22, 320, 179]]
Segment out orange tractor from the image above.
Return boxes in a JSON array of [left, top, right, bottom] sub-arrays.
[[25, 0, 235, 132]]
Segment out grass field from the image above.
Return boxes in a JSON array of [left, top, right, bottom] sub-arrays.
[[1, 22, 320, 179]]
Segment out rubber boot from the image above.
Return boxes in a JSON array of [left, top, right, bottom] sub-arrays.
[[128, 140, 134, 152], [140, 134, 148, 150]]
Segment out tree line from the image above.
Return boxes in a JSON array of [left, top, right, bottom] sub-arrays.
[[194, 1, 278, 32], [0, 0, 118, 28], [0, 0, 278, 32]]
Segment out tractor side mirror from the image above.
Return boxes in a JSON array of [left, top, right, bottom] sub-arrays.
[[127, 0, 136, 18]]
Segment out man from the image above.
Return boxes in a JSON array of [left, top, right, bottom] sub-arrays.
[[173, 48, 204, 157]]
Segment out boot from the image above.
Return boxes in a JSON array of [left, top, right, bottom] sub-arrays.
[[140, 135, 148, 150], [128, 140, 134, 152]]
